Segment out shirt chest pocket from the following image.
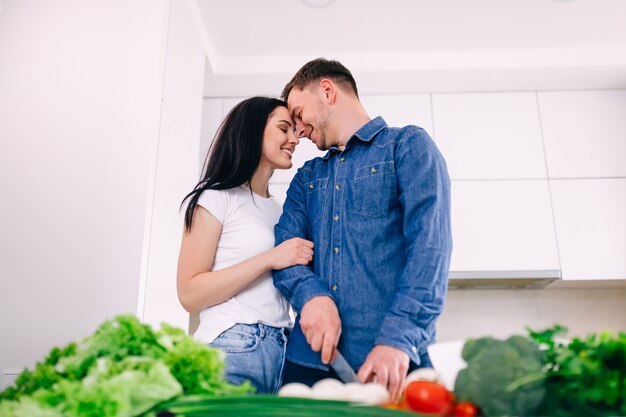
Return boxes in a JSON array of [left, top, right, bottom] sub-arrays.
[[352, 161, 396, 217], [304, 177, 328, 224]]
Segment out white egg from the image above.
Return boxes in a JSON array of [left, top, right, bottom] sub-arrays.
[[348, 382, 390, 405], [405, 368, 440, 386], [277, 382, 313, 398], [311, 378, 348, 400]]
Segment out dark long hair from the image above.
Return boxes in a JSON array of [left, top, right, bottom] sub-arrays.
[[181, 96, 287, 231]]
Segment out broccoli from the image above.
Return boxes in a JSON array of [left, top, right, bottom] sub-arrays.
[[454, 335, 545, 416]]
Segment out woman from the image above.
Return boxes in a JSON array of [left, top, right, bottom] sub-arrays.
[[177, 97, 314, 394]]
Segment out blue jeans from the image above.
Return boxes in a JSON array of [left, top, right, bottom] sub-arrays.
[[209, 323, 287, 394]]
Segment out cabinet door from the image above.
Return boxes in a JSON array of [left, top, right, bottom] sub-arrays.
[[450, 180, 559, 272], [360, 94, 433, 136], [550, 179, 626, 280], [539, 91, 626, 178], [432, 93, 547, 180]]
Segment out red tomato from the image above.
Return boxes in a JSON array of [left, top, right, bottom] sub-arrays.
[[404, 381, 454, 415], [453, 402, 478, 417]]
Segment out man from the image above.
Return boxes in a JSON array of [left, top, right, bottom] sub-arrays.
[[273, 58, 452, 401]]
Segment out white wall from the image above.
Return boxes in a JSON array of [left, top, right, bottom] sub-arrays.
[[437, 288, 626, 342], [138, 0, 206, 332], [0, 0, 168, 386]]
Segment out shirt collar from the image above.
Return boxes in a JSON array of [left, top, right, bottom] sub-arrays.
[[322, 116, 388, 160]]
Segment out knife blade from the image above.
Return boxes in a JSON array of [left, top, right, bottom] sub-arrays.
[[330, 351, 360, 383]]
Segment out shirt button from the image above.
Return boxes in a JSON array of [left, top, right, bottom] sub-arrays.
[[340, 158, 345, 164], [333, 214, 339, 221], [308, 184, 314, 189], [411, 346, 418, 353], [335, 184, 341, 190], [333, 247, 339, 254], [331, 284, 338, 291], [371, 167, 377, 173]]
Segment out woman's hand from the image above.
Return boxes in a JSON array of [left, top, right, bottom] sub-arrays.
[[269, 238, 314, 270]]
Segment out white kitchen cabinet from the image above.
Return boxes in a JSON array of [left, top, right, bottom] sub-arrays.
[[450, 180, 560, 272], [360, 94, 433, 136], [432, 93, 547, 180], [550, 179, 626, 280], [539, 90, 626, 178]]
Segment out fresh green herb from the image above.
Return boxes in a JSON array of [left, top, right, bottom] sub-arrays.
[[453, 335, 546, 416], [528, 326, 626, 417]]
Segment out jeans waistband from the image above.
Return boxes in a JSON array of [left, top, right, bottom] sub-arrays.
[[230, 322, 287, 341]]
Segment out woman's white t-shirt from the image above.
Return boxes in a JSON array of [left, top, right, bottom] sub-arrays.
[[193, 186, 292, 344]]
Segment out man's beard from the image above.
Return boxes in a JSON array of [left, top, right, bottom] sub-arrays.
[[316, 134, 328, 151], [315, 111, 331, 151]]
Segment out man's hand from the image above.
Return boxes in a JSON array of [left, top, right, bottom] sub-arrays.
[[299, 296, 341, 364], [357, 345, 410, 402]]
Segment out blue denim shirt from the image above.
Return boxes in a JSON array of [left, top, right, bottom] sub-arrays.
[[274, 117, 452, 371]]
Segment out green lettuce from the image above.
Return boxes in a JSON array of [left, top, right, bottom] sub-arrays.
[[0, 315, 251, 417]]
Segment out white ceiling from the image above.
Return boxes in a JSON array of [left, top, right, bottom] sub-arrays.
[[191, 0, 626, 96]]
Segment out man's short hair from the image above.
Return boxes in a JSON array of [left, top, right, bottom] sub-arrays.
[[281, 58, 359, 101]]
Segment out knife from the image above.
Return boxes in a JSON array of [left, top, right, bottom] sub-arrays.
[[330, 351, 360, 383]]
